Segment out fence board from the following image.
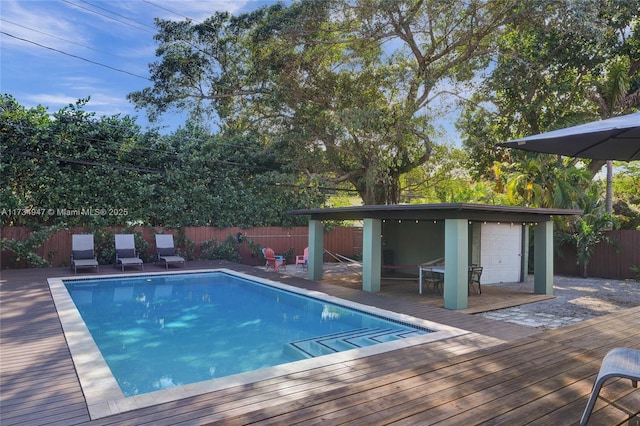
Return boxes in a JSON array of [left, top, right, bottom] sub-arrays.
[[554, 230, 640, 280], [3, 227, 636, 279], [1, 226, 363, 270]]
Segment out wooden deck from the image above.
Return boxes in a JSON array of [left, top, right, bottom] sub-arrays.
[[1, 261, 638, 425]]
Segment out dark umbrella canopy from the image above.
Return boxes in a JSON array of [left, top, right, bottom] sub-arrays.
[[498, 112, 640, 161]]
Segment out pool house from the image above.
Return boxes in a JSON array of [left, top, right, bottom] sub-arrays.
[[290, 203, 582, 310]]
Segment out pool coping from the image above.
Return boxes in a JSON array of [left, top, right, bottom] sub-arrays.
[[48, 268, 471, 420]]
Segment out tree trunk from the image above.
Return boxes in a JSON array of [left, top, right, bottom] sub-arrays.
[[605, 160, 613, 214]]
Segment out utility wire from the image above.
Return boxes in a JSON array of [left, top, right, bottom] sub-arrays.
[[3, 150, 357, 192], [0, 18, 121, 59], [4, 150, 162, 173], [61, 0, 155, 33], [0, 31, 151, 81], [142, 0, 198, 22], [76, 0, 157, 31]]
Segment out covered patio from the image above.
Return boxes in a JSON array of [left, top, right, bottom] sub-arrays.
[[290, 203, 582, 310]]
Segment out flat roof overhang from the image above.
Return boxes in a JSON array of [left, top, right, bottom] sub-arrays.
[[289, 203, 583, 223]]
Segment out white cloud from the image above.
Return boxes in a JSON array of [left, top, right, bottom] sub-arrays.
[[2, 0, 279, 134], [24, 93, 81, 107], [1, 0, 92, 53], [141, 0, 252, 21]]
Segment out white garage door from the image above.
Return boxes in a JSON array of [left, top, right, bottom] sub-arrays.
[[480, 223, 522, 284]]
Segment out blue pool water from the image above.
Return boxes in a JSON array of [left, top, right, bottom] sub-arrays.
[[64, 272, 431, 396]]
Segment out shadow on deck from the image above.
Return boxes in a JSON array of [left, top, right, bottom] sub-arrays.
[[1, 261, 638, 425]]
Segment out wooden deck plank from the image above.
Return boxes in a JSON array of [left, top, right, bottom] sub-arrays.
[[1, 263, 638, 426], [239, 341, 578, 425], [302, 346, 588, 425]]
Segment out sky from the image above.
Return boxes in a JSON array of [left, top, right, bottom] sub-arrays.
[[1, 0, 460, 141], [0, 0, 277, 133]]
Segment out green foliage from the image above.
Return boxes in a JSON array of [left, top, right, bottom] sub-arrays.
[[556, 189, 618, 278], [612, 163, 640, 230], [282, 247, 296, 263], [243, 238, 265, 262], [459, 1, 638, 180], [200, 235, 241, 262], [630, 264, 640, 281], [172, 228, 197, 261], [1, 96, 324, 228], [1, 225, 65, 268], [91, 227, 116, 266], [129, 1, 530, 205], [131, 229, 152, 263], [502, 157, 593, 209]]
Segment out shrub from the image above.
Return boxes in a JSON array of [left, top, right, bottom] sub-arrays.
[[1, 225, 64, 268], [200, 235, 241, 262]]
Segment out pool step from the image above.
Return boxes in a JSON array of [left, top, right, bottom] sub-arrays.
[[286, 327, 425, 359]]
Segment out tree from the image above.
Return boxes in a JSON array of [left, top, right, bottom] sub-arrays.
[[587, 53, 640, 213], [401, 143, 504, 204], [459, 0, 639, 179], [130, 0, 531, 204], [611, 163, 640, 230], [503, 156, 592, 208]]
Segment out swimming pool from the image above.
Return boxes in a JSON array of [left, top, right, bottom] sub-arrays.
[[65, 271, 432, 396], [48, 269, 468, 419]]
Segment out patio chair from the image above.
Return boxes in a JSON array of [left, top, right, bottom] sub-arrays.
[[468, 266, 483, 295], [114, 234, 144, 271], [155, 234, 185, 269], [580, 347, 640, 425], [70, 234, 99, 274], [264, 247, 286, 272], [295, 247, 309, 270], [420, 267, 443, 295]]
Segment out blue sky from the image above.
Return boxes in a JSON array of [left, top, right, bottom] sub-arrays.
[[1, 0, 276, 132], [1, 0, 460, 141]]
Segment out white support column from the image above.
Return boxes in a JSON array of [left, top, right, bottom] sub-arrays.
[[444, 218, 469, 310], [534, 221, 554, 295], [308, 219, 324, 281], [362, 218, 381, 293], [521, 224, 530, 283]]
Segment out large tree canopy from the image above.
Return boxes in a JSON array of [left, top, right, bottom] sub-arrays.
[[457, 0, 640, 213], [459, 0, 640, 178], [130, 0, 532, 204]]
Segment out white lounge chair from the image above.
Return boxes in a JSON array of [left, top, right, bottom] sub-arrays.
[[580, 347, 640, 425], [71, 234, 99, 274], [155, 234, 185, 269], [114, 234, 143, 271]]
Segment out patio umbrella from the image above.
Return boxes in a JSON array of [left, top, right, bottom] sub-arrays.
[[498, 112, 640, 161]]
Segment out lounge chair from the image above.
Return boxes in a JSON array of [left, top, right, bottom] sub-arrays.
[[264, 247, 286, 272], [580, 347, 640, 425], [295, 247, 309, 270], [71, 234, 99, 274], [155, 234, 185, 269], [114, 234, 144, 271]]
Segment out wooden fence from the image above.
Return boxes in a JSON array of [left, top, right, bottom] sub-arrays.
[[554, 230, 640, 280], [0, 226, 363, 270], [1, 226, 637, 279]]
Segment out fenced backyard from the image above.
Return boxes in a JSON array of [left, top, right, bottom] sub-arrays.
[[0, 226, 362, 270], [1, 226, 637, 279]]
